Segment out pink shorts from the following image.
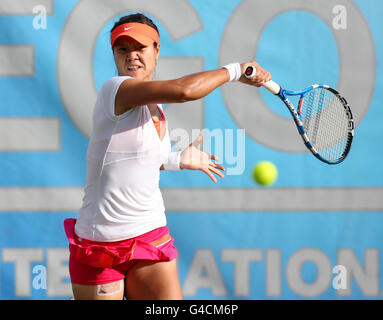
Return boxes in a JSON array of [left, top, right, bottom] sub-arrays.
[[64, 218, 178, 285]]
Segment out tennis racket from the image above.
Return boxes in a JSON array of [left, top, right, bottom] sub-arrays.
[[245, 66, 354, 164]]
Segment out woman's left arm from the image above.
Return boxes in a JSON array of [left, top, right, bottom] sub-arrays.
[[161, 134, 225, 183]]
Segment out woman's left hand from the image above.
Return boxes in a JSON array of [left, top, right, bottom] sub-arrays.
[[180, 134, 225, 183]]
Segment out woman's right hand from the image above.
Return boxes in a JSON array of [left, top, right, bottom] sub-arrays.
[[239, 60, 272, 87]]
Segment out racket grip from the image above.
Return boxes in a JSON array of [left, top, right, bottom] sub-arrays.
[[244, 66, 281, 95]]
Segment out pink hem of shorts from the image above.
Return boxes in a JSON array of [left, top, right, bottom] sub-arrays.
[[64, 218, 178, 285]]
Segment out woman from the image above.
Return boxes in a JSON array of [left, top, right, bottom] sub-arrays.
[[64, 13, 271, 300]]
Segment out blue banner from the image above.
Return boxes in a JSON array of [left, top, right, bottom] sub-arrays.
[[0, 0, 382, 300]]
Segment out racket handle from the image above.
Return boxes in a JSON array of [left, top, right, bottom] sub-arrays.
[[244, 66, 281, 95]]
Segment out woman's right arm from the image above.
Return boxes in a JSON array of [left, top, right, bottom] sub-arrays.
[[114, 61, 271, 116]]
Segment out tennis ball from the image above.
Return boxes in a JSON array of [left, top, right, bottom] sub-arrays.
[[252, 161, 278, 186]]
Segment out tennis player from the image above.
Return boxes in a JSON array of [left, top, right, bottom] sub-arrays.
[[64, 13, 271, 300]]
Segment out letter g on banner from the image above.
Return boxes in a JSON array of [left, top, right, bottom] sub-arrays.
[[219, 0, 375, 152], [57, 0, 202, 138]]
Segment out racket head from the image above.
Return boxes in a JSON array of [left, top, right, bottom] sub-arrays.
[[284, 85, 354, 164]]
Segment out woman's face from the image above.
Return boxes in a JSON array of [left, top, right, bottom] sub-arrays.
[[113, 36, 160, 81]]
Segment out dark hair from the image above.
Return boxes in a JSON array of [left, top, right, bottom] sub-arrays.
[[110, 13, 159, 48]]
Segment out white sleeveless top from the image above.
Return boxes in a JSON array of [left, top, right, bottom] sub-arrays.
[[75, 76, 175, 242]]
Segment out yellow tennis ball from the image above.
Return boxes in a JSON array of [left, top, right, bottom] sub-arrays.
[[252, 161, 278, 186]]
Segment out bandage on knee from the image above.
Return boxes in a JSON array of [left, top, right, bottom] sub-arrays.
[[96, 281, 123, 296]]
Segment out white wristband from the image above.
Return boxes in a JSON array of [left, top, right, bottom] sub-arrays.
[[222, 62, 242, 82], [163, 151, 182, 171]]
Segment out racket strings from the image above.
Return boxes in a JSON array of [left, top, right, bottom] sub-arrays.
[[300, 88, 350, 162]]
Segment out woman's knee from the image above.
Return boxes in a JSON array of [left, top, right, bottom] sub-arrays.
[[124, 259, 182, 300]]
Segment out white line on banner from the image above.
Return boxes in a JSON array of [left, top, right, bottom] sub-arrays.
[[0, 187, 382, 212]]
